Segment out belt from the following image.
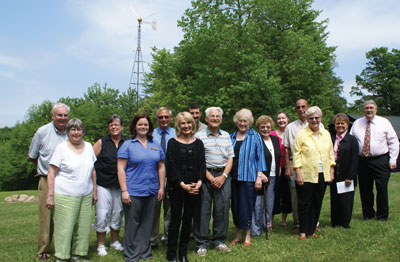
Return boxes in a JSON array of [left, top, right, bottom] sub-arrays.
[[360, 152, 388, 160], [207, 167, 225, 173]]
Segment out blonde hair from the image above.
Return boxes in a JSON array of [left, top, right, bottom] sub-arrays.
[[233, 108, 254, 125], [256, 115, 274, 129], [175, 112, 196, 136]]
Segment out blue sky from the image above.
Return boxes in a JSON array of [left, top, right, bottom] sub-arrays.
[[1, 0, 399, 127]]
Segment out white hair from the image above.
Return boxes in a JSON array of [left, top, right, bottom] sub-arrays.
[[205, 107, 223, 117]]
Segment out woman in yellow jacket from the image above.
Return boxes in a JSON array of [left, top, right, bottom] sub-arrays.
[[293, 106, 335, 240]]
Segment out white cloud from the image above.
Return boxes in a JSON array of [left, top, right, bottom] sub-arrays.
[[0, 54, 26, 68]]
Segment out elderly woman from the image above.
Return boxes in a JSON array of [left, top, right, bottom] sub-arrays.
[[166, 112, 205, 262], [251, 115, 281, 236], [229, 109, 267, 247], [293, 106, 335, 240], [330, 113, 359, 228], [93, 114, 125, 256], [117, 114, 165, 262], [270, 111, 292, 228], [46, 118, 97, 262]]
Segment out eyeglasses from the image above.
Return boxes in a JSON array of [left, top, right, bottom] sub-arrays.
[[158, 115, 170, 119], [296, 105, 307, 109], [308, 116, 320, 121]]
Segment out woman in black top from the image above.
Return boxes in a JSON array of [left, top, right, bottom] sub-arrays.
[[166, 112, 205, 262], [93, 114, 126, 256], [330, 113, 359, 228]]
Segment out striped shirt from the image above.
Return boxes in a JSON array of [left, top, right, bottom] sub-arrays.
[[230, 128, 267, 182], [195, 128, 234, 168]]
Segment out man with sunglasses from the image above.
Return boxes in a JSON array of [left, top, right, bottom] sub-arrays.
[[151, 107, 176, 248]]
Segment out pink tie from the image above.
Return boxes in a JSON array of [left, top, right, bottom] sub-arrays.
[[362, 121, 371, 156]]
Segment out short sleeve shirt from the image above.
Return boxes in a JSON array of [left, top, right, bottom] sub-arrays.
[[50, 141, 96, 196], [28, 122, 68, 176], [117, 138, 165, 196]]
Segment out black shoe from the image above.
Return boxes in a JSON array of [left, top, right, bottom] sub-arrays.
[[179, 256, 188, 262], [167, 258, 177, 262]]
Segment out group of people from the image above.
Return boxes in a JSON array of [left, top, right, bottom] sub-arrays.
[[28, 99, 399, 262]]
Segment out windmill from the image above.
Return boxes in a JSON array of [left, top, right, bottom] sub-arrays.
[[129, 6, 157, 111]]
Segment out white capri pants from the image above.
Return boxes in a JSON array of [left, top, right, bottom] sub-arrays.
[[94, 185, 123, 232]]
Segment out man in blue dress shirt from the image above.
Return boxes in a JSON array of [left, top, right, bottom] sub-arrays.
[[151, 107, 176, 247]]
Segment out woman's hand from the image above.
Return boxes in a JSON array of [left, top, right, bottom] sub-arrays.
[[158, 187, 164, 201], [92, 190, 98, 205], [46, 195, 55, 209], [255, 176, 263, 190], [121, 191, 131, 206], [295, 168, 304, 186], [328, 166, 335, 183], [345, 179, 352, 187]]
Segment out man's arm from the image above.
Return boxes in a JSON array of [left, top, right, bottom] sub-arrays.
[[284, 147, 292, 177]]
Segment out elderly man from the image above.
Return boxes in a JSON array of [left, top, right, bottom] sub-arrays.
[[28, 103, 70, 260], [282, 99, 309, 231], [188, 104, 207, 133], [194, 107, 234, 256], [350, 100, 399, 221], [151, 107, 176, 247]]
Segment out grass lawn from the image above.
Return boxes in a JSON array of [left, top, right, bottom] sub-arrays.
[[1, 174, 400, 262]]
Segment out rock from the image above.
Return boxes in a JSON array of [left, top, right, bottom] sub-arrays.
[[25, 195, 36, 202], [4, 197, 13, 203], [11, 194, 19, 201], [18, 194, 29, 202]]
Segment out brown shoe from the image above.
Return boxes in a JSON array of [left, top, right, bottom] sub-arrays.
[[315, 227, 322, 233], [243, 241, 252, 248], [312, 233, 319, 239], [228, 239, 241, 247]]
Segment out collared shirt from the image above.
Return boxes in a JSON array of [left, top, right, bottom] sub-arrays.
[[28, 122, 68, 176], [334, 130, 347, 160], [195, 122, 208, 133], [153, 127, 176, 154], [350, 115, 399, 164], [292, 126, 335, 183], [282, 119, 308, 157], [195, 127, 234, 168], [270, 130, 285, 167], [230, 128, 267, 182], [117, 138, 165, 197]]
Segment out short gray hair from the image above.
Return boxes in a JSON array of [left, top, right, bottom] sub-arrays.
[[66, 118, 85, 135], [52, 103, 70, 115], [156, 107, 172, 117], [205, 107, 223, 117], [305, 106, 322, 119], [233, 108, 254, 125], [108, 114, 123, 126], [363, 100, 377, 109]]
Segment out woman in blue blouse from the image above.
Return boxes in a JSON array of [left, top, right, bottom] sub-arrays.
[[229, 109, 267, 248], [117, 113, 166, 262]]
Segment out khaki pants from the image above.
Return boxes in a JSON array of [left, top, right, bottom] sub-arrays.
[[38, 176, 53, 256]]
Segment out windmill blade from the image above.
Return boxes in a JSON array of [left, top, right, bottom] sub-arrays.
[[151, 19, 157, 30], [129, 5, 139, 18], [144, 12, 157, 20]]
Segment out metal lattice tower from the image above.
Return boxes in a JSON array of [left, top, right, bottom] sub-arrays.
[[129, 18, 144, 111]]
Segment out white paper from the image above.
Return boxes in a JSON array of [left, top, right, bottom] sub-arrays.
[[336, 180, 354, 194]]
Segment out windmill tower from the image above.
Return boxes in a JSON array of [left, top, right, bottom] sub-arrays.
[[129, 7, 156, 111]]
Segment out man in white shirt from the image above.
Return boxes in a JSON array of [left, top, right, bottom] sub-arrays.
[[350, 100, 399, 221], [282, 99, 309, 231]]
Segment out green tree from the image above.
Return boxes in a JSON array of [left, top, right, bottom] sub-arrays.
[[144, 0, 346, 130], [351, 47, 400, 115]]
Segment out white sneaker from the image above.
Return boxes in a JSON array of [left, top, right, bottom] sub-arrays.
[[97, 244, 108, 256], [110, 241, 124, 251], [215, 243, 231, 253], [197, 248, 207, 256]]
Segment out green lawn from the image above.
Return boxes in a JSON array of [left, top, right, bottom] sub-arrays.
[[1, 174, 400, 262]]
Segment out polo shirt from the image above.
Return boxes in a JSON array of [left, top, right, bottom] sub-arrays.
[[117, 138, 165, 196], [195, 127, 234, 168], [28, 122, 68, 176]]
